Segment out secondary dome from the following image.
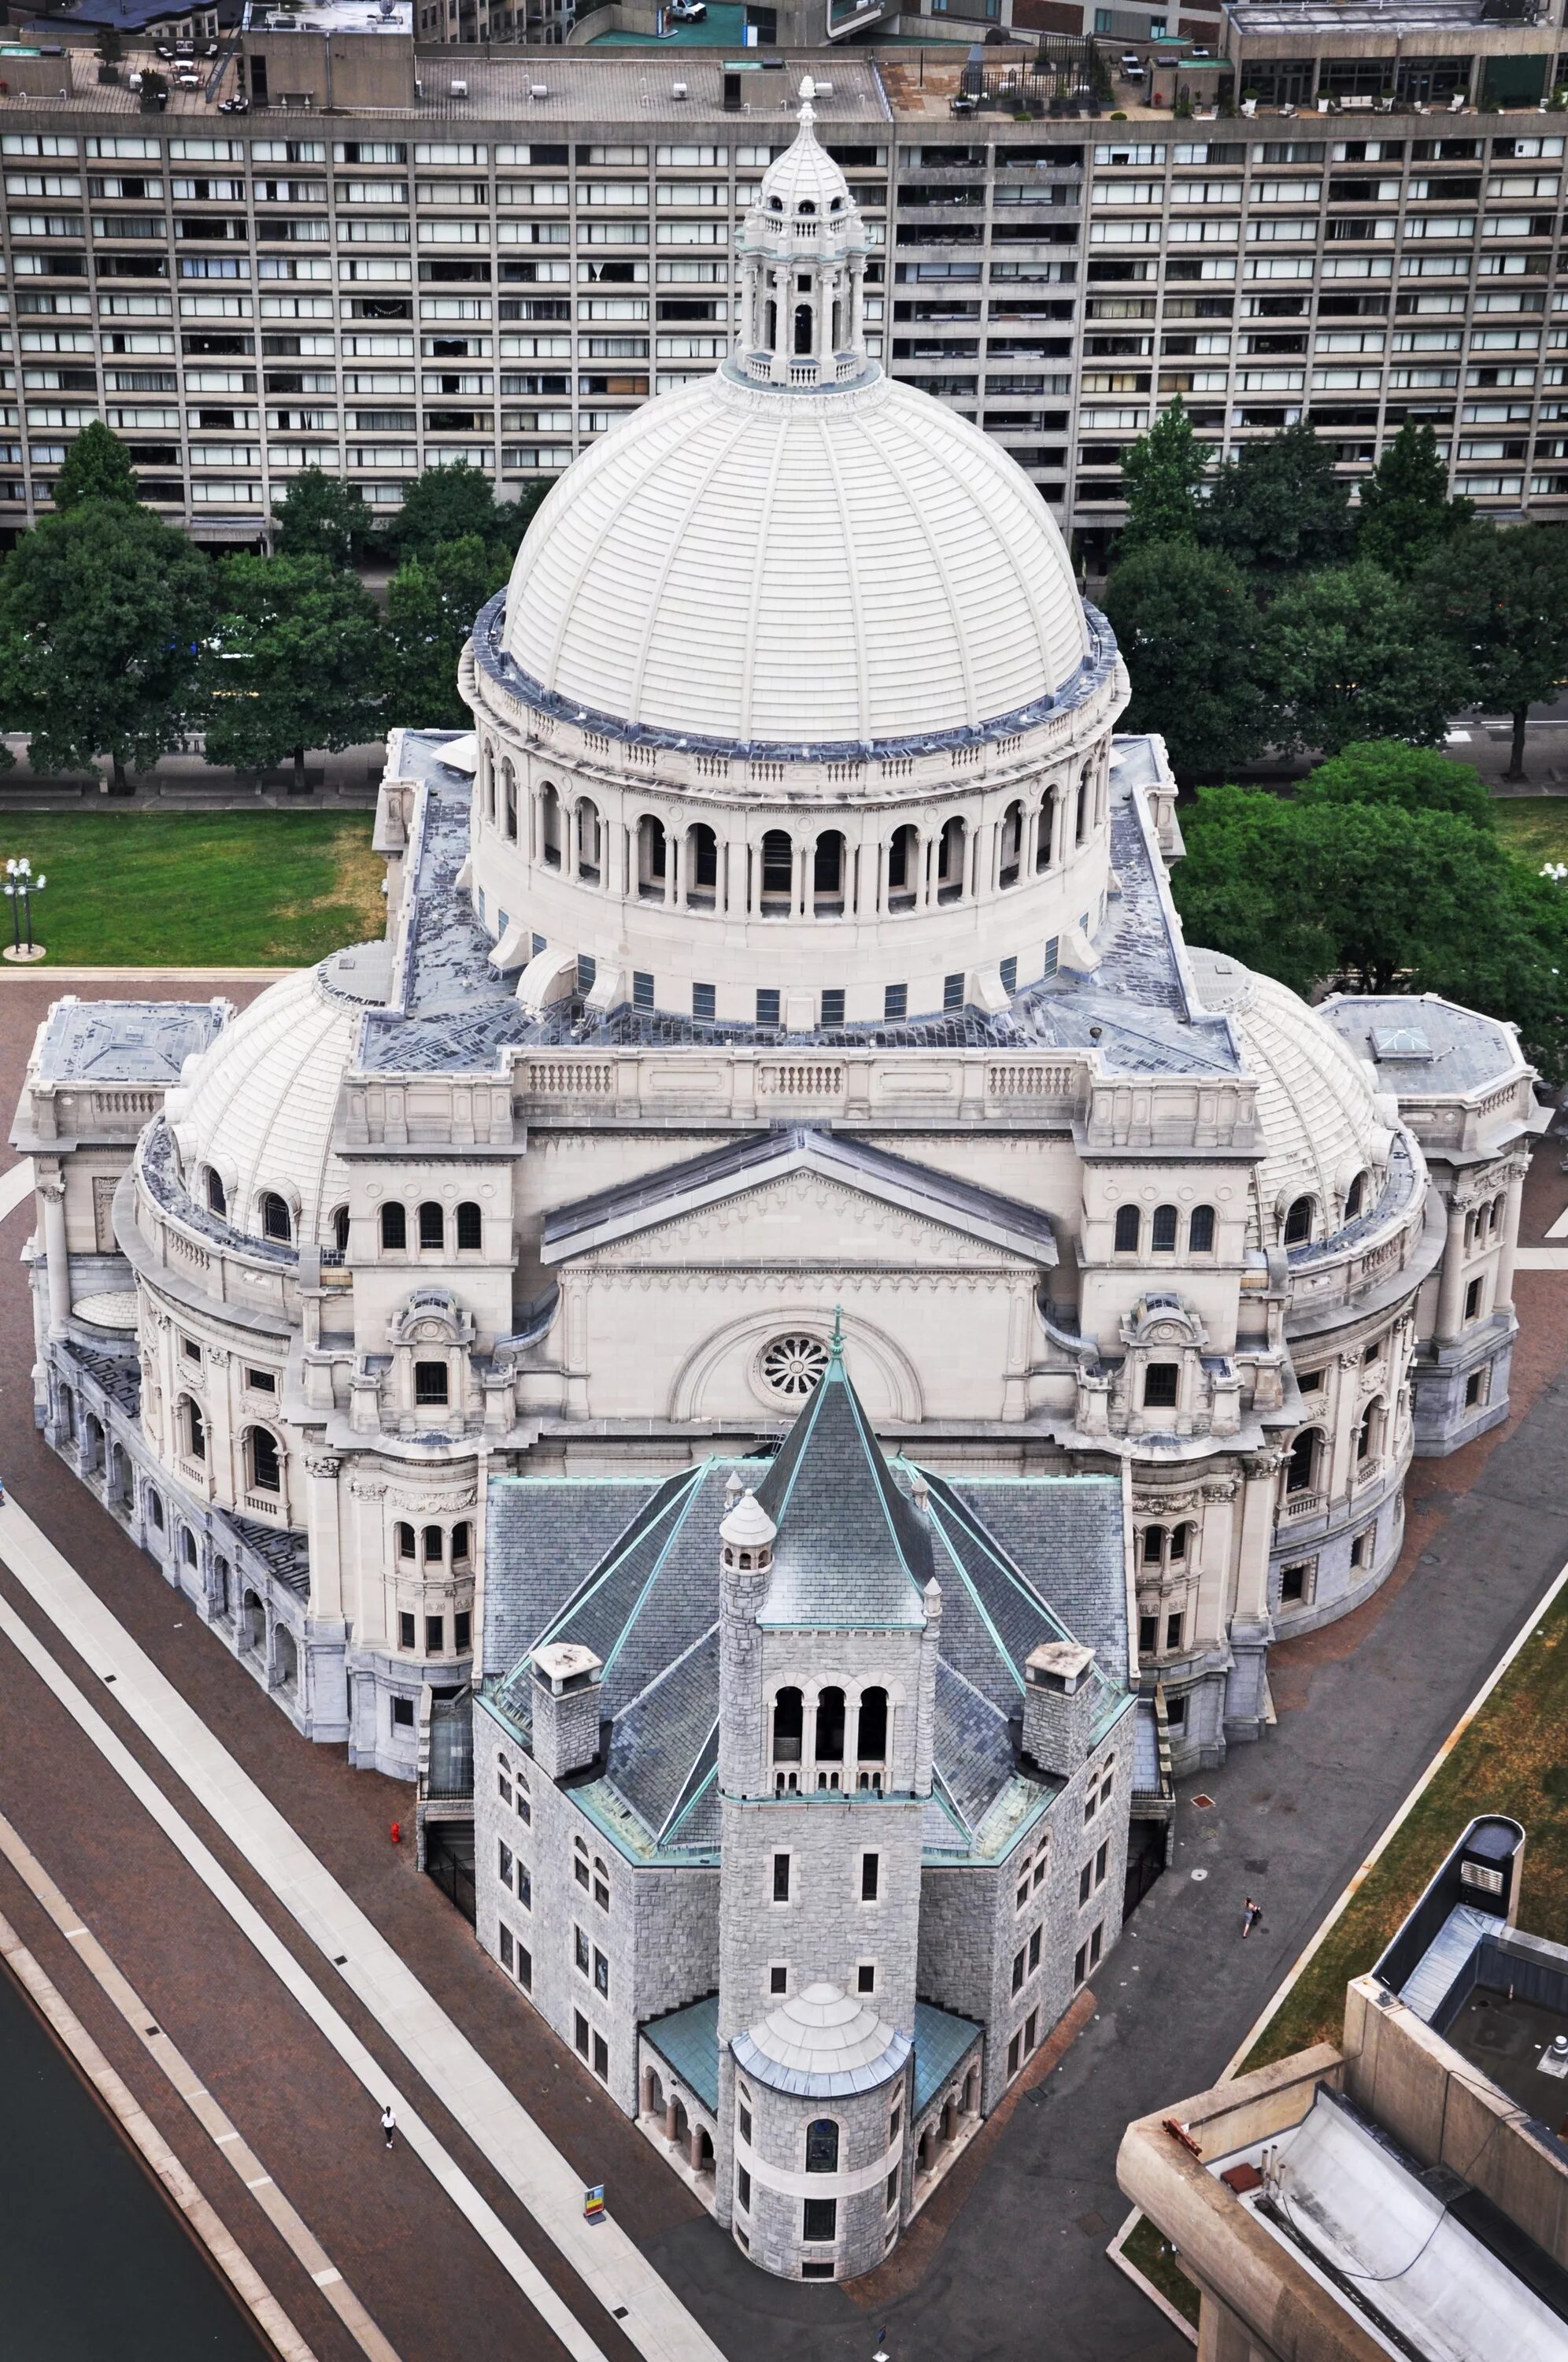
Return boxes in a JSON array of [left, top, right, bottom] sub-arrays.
[[166, 946, 386, 1248], [500, 364, 1089, 747], [731, 1980, 912, 2097], [1188, 949, 1393, 1226]]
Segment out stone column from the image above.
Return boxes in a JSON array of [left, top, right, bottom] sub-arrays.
[[40, 1175, 68, 1339], [1495, 1163, 1526, 1317], [664, 2096, 679, 2142], [687, 2123, 706, 2173], [305, 1454, 344, 1622], [1435, 1196, 1470, 1344]]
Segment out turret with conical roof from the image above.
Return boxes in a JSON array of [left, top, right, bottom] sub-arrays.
[[735, 80, 871, 391]]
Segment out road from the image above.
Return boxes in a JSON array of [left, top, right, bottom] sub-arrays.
[[0, 973, 1564, 2361]]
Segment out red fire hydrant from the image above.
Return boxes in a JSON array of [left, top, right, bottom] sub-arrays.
[[390, 1820, 401, 1846]]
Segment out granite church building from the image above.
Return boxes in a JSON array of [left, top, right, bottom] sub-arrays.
[[9, 92, 1547, 2282]]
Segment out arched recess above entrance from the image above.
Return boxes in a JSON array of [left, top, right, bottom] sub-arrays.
[[668, 1306, 923, 1427]]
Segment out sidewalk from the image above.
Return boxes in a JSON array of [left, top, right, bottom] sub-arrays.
[[0, 739, 386, 810]]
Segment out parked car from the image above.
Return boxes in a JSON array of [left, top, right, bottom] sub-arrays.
[[1119, 51, 1145, 77], [668, 0, 707, 19]]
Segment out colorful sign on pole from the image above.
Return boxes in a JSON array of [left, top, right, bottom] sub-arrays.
[[584, 2184, 606, 2223]]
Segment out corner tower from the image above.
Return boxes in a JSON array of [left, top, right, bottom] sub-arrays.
[[715, 1330, 934, 2279]]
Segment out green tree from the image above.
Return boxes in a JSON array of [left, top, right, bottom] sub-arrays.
[[1355, 422, 1472, 577], [1419, 520, 1568, 782], [383, 535, 508, 729], [1256, 561, 1452, 757], [54, 420, 139, 511], [0, 503, 212, 790], [1100, 539, 1264, 783], [1116, 398, 1208, 554], [390, 462, 545, 563], [272, 468, 373, 569], [202, 553, 385, 794], [1297, 738, 1492, 827], [1202, 420, 1355, 576]]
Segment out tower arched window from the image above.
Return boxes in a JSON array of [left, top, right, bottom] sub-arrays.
[[1283, 1196, 1315, 1247], [423, 1523, 444, 1562], [1114, 1205, 1141, 1254], [261, 1192, 291, 1243], [182, 1397, 205, 1462], [813, 830, 845, 912], [1285, 1427, 1322, 1496], [575, 799, 601, 883], [502, 760, 516, 842], [886, 824, 919, 911], [805, 2120, 839, 2174], [456, 1201, 482, 1252], [1345, 1172, 1366, 1221], [206, 1167, 227, 1217], [1036, 796, 1056, 872], [330, 1204, 349, 1253], [485, 748, 496, 825], [773, 1686, 803, 1764], [687, 823, 718, 908], [815, 1686, 845, 1779], [793, 302, 812, 356], [764, 295, 778, 348], [452, 1521, 472, 1567], [418, 1201, 445, 1252], [395, 1521, 416, 1560], [1151, 1204, 1178, 1253], [381, 1202, 407, 1251], [998, 801, 1023, 889], [856, 1686, 887, 1785], [540, 781, 561, 868], [1189, 1205, 1216, 1254], [760, 829, 793, 912], [246, 1426, 281, 1495], [638, 814, 667, 900], [937, 816, 966, 904], [1074, 770, 1089, 846]]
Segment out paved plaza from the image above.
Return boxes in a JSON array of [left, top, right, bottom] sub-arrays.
[[0, 970, 1566, 2362]]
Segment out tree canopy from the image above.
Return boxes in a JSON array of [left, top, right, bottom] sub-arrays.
[[0, 502, 212, 789], [54, 420, 140, 511], [389, 463, 546, 565], [1201, 420, 1355, 576], [202, 553, 385, 792], [1100, 538, 1264, 783], [383, 535, 508, 731], [1255, 561, 1453, 757], [1116, 398, 1208, 555], [272, 468, 374, 569], [1418, 520, 1568, 780], [1355, 422, 1472, 578], [1296, 739, 1492, 827]]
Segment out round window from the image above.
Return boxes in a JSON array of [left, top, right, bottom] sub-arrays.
[[758, 1333, 830, 1403]]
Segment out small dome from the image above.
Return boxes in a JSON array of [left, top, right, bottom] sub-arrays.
[[1189, 949, 1392, 1225], [759, 94, 852, 221], [730, 1979, 911, 2097], [720, 1488, 777, 1550], [501, 368, 1089, 747], [167, 954, 375, 1248]]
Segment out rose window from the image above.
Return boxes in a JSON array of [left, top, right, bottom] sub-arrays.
[[759, 1334, 830, 1402]]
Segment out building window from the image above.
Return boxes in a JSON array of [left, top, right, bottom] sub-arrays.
[[772, 1852, 791, 1903], [1000, 954, 1017, 994], [1143, 1364, 1178, 1410], [518, 1945, 532, 1990], [769, 1963, 787, 1994], [1465, 1275, 1483, 1321], [455, 1610, 472, 1653], [1151, 1203, 1178, 1253], [820, 989, 845, 1026], [1025, 2008, 1039, 2053], [1283, 1196, 1314, 1247], [1089, 1922, 1104, 1969], [1349, 1527, 1373, 1571], [247, 1427, 281, 1494], [418, 1201, 444, 1251], [206, 1167, 227, 1216], [1113, 1205, 1140, 1253], [1078, 1861, 1093, 1907], [261, 1190, 292, 1242], [1012, 1945, 1026, 1993], [593, 1859, 610, 1911], [738, 2101, 752, 2145], [594, 1947, 609, 1997], [1138, 1610, 1158, 1655], [1007, 2030, 1022, 2076], [856, 1962, 875, 1994], [1465, 1366, 1487, 1409], [802, 2197, 838, 2242], [1189, 1205, 1215, 1253], [456, 1201, 482, 1251], [574, 2011, 589, 2057], [633, 970, 654, 1010], [884, 983, 908, 1022], [415, 1361, 449, 1406], [860, 1852, 880, 1903], [427, 1615, 444, 1654], [515, 1773, 531, 1827], [693, 982, 716, 1021], [399, 1610, 416, 1649], [1028, 1927, 1041, 1971], [246, 1368, 276, 1394], [805, 2119, 839, 2173], [574, 1842, 590, 1890], [500, 1925, 514, 1972], [1285, 1428, 1321, 1495], [1073, 1942, 1088, 1989], [574, 1925, 590, 1974], [886, 2170, 899, 2212], [737, 2167, 752, 2213], [392, 1696, 414, 1728], [756, 988, 780, 1026], [499, 1839, 513, 1886], [381, 1202, 407, 1250], [1165, 1611, 1183, 1653], [517, 1866, 531, 1911], [397, 1522, 416, 1560], [1280, 1559, 1314, 1605], [183, 1398, 205, 1461], [943, 971, 963, 1012], [593, 2032, 609, 2079]]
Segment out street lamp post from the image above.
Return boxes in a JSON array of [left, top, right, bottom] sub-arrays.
[[3, 857, 47, 964]]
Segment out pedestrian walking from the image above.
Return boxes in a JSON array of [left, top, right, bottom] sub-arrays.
[[1241, 1897, 1263, 1938], [382, 2104, 396, 2149]]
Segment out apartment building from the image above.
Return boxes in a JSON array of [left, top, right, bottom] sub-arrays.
[[0, 9, 1563, 554]]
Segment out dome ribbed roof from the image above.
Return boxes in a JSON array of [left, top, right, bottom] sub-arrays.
[[731, 1980, 912, 2097], [500, 366, 1089, 746], [1189, 949, 1392, 1217]]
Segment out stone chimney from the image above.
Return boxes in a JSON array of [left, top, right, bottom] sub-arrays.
[[531, 1641, 603, 1781], [1022, 1640, 1097, 1779]]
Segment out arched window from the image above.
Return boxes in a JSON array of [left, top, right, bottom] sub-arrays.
[[381, 1203, 407, 1250], [395, 1521, 416, 1560], [181, 1527, 198, 1568], [1114, 1205, 1141, 1253], [1356, 1399, 1385, 1464], [815, 1686, 845, 1763], [415, 1361, 449, 1406], [502, 760, 517, 843], [1141, 1524, 1163, 1566], [764, 294, 778, 347], [330, 1205, 349, 1253], [247, 1427, 281, 1494], [998, 801, 1023, 889], [805, 2119, 840, 2174], [540, 781, 561, 868], [1074, 768, 1090, 845], [451, 1520, 472, 1566], [856, 1686, 888, 1762], [812, 830, 845, 911], [886, 824, 919, 910], [419, 1201, 444, 1251], [1344, 1172, 1366, 1221], [638, 814, 667, 899], [686, 822, 719, 907], [1151, 1204, 1178, 1253], [183, 1398, 205, 1461], [760, 829, 793, 910], [146, 1488, 165, 1531], [936, 816, 966, 904], [423, 1523, 444, 1562], [1170, 1522, 1190, 1562], [1036, 795, 1056, 872], [575, 798, 601, 883], [772, 1686, 803, 1764], [1189, 1205, 1216, 1254], [261, 1192, 291, 1243], [206, 1167, 227, 1217], [1283, 1197, 1315, 1247], [1285, 1428, 1321, 1496], [793, 302, 812, 355], [485, 747, 496, 824], [456, 1201, 482, 1251]]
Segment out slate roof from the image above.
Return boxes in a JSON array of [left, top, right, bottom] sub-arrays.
[[353, 731, 1241, 1079], [38, 997, 227, 1086], [643, 1995, 720, 2115], [479, 1359, 1130, 1866], [912, 2001, 982, 2118], [1318, 991, 1528, 1099]]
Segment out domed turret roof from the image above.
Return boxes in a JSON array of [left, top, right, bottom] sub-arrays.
[[731, 1980, 912, 2097], [167, 947, 383, 1246], [1188, 948, 1393, 1222], [758, 91, 854, 221]]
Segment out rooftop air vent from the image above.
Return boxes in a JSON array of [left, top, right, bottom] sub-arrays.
[[529, 80, 549, 98], [450, 76, 468, 94], [671, 79, 687, 97]]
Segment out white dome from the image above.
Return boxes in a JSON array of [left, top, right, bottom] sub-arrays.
[[500, 365, 1089, 746], [1188, 949, 1392, 1223], [168, 952, 377, 1246], [731, 1979, 911, 2097]]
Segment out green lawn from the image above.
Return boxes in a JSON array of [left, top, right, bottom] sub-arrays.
[[1492, 798, 1568, 871], [0, 813, 383, 967], [1242, 1579, 1568, 2073], [1120, 2212, 1200, 2330]]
